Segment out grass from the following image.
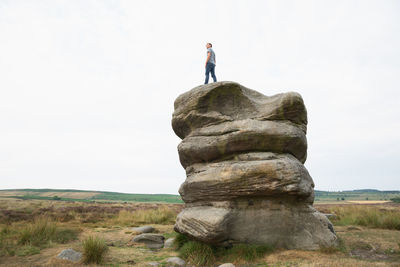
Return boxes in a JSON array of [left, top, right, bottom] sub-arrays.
[[319, 237, 347, 254], [330, 205, 400, 230], [18, 217, 57, 246], [0, 217, 79, 257], [114, 206, 177, 226], [18, 217, 78, 246], [174, 232, 189, 249], [175, 233, 274, 266], [179, 241, 216, 266], [222, 244, 274, 262], [15, 245, 40, 256], [82, 235, 108, 264]]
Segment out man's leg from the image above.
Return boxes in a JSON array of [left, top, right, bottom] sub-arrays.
[[205, 64, 211, 84], [210, 64, 217, 82]]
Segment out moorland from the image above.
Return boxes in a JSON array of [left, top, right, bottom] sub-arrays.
[[0, 189, 400, 266]]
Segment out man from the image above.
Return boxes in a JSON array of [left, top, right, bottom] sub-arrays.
[[204, 43, 217, 84]]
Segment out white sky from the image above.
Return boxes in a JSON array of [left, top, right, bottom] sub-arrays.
[[1, 0, 399, 194]]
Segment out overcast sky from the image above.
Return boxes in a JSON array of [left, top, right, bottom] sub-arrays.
[[1, 0, 399, 194]]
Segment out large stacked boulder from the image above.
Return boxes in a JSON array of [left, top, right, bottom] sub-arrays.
[[172, 81, 337, 250]]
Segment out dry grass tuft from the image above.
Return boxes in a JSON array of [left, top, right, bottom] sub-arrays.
[[82, 235, 108, 264], [179, 241, 215, 266]]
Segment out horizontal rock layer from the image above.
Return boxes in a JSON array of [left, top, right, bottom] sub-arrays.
[[174, 200, 337, 250], [178, 119, 307, 168], [180, 152, 314, 203], [172, 82, 307, 140]]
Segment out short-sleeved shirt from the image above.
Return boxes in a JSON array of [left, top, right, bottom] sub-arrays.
[[207, 48, 216, 65]]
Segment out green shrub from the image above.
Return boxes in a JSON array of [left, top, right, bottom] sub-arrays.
[[82, 235, 108, 264]]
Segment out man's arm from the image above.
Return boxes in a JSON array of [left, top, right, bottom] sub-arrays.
[[205, 52, 211, 67]]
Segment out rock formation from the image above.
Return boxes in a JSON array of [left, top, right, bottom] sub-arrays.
[[171, 81, 338, 250]]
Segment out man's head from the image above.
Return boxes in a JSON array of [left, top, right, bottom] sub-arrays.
[[206, 43, 212, 48]]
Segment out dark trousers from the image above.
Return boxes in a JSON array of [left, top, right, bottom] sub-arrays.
[[205, 63, 217, 84]]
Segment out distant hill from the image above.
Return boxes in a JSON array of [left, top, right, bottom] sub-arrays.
[[314, 189, 400, 202], [0, 189, 183, 204], [1, 188, 399, 203]]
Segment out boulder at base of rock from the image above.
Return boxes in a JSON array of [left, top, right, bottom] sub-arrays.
[[57, 248, 82, 262], [132, 225, 155, 233], [218, 264, 235, 267], [133, 233, 165, 249], [166, 256, 186, 267], [164, 237, 175, 248]]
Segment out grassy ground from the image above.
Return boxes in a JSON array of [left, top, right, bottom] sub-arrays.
[[0, 198, 400, 266]]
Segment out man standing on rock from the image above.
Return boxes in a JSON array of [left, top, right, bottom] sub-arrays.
[[204, 43, 217, 84]]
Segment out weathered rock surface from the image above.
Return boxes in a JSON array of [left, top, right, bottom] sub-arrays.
[[172, 81, 337, 250], [218, 264, 235, 267], [133, 233, 165, 249], [147, 262, 160, 266], [164, 237, 176, 248], [132, 225, 155, 233], [57, 248, 82, 262]]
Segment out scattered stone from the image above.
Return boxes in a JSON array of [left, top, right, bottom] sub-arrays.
[[147, 262, 160, 266], [57, 248, 82, 262], [164, 237, 176, 248], [172, 81, 338, 250], [133, 233, 165, 249], [218, 264, 235, 267], [166, 256, 186, 266], [126, 259, 136, 264], [132, 225, 155, 233]]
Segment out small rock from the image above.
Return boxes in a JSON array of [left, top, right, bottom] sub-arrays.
[[147, 262, 160, 266], [166, 256, 186, 266], [126, 259, 136, 264], [218, 264, 235, 267], [133, 233, 165, 249], [57, 248, 82, 262], [164, 237, 176, 248], [132, 225, 155, 233]]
